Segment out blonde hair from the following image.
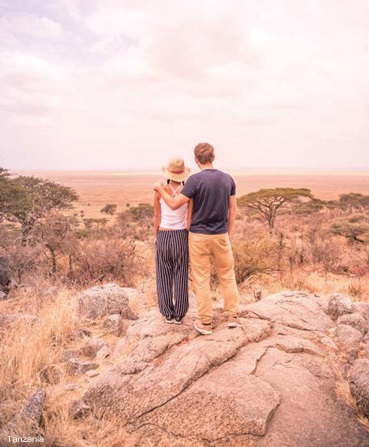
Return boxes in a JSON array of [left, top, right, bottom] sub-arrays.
[[194, 142, 215, 164]]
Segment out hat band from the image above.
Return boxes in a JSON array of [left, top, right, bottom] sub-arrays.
[[170, 169, 184, 174]]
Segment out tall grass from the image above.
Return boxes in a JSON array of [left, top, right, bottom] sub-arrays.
[[0, 285, 146, 446], [0, 289, 78, 429]]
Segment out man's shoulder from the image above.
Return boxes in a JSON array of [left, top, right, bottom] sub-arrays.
[[215, 169, 235, 182], [186, 169, 235, 183], [184, 172, 202, 185]]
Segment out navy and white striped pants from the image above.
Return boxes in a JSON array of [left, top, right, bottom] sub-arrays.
[[156, 229, 189, 319]]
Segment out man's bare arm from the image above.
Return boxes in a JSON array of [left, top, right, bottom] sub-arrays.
[[153, 183, 190, 210]]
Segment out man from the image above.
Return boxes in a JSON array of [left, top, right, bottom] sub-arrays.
[[154, 142, 240, 335]]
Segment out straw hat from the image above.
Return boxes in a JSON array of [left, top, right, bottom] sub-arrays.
[[162, 157, 190, 182]]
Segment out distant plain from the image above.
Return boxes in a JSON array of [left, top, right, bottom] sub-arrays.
[[21, 169, 369, 219]]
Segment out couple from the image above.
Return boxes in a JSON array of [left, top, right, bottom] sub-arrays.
[[153, 142, 241, 335]]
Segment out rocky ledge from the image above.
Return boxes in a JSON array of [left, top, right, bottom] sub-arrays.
[[74, 289, 369, 447]]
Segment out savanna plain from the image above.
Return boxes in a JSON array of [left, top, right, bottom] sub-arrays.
[[1, 168, 369, 445], [28, 168, 369, 219]]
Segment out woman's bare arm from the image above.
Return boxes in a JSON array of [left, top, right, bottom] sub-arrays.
[[153, 191, 161, 236]]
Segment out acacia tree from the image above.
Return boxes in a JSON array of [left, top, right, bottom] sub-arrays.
[[237, 188, 313, 232], [0, 168, 25, 224], [100, 204, 117, 215], [33, 212, 79, 275], [0, 168, 10, 199], [292, 198, 326, 215], [327, 193, 369, 214], [0, 169, 78, 245], [125, 203, 154, 222], [330, 214, 369, 244]]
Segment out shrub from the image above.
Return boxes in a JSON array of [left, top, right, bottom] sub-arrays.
[[70, 236, 140, 286], [233, 232, 279, 283]]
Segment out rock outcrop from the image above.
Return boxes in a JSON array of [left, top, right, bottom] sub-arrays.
[[77, 291, 369, 447], [78, 283, 139, 320]]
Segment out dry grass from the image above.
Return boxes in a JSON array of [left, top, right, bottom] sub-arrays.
[[0, 287, 85, 443], [0, 283, 156, 445], [335, 364, 369, 432], [294, 272, 369, 301], [238, 270, 369, 303], [315, 340, 369, 433], [41, 395, 136, 447], [0, 288, 78, 412]]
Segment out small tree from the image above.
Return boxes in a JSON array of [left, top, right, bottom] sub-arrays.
[[238, 188, 313, 232], [0, 168, 10, 207], [233, 236, 278, 283], [125, 203, 154, 222], [330, 214, 369, 244], [293, 198, 326, 215], [33, 212, 79, 275], [100, 204, 117, 215], [337, 193, 369, 212], [83, 218, 108, 231], [0, 173, 78, 245]]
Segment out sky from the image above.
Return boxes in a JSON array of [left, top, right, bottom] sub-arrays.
[[0, 0, 368, 172]]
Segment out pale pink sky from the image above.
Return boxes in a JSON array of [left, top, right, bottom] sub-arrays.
[[0, 0, 368, 171]]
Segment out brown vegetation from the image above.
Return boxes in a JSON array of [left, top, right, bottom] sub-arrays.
[[2, 170, 369, 443]]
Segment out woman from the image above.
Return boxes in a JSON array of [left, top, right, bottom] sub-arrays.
[[154, 157, 192, 324]]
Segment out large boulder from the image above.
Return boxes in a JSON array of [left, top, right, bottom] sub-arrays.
[[336, 324, 363, 363], [80, 293, 369, 447], [337, 312, 369, 335], [245, 291, 334, 332], [354, 302, 369, 322], [103, 314, 126, 337], [78, 283, 139, 320], [327, 293, 354, 320]]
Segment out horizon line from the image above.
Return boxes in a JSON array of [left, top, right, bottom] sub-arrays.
[[13, 166, 369, 173]]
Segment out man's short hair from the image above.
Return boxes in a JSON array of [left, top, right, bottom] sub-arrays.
[[194, 143, 215, 164]]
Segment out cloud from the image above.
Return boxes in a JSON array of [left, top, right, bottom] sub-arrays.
[[0, 52, 71, 117], [0, 13, 62, 44], [0, 0, 368, 170]]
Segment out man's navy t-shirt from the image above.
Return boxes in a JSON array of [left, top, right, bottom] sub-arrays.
[[181, 169, 236, 235]]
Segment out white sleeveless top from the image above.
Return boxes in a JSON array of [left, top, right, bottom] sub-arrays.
[[160, 184, 188, 230]]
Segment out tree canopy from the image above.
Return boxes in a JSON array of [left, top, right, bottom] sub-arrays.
[[237, 188, 313, 231], [327, 193, 369, 212], [101, 204, 117, 215], [0, 167, 78, 244], [330, 214, 369, 244], [124, 202, 154, 222]]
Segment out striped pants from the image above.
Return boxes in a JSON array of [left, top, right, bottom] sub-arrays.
[[156, 229, 189, 319]]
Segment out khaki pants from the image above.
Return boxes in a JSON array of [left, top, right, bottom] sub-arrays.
[[189, 232, 239, 324]]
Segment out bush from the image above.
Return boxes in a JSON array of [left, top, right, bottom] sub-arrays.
[[124, 203, 154, 222], [3, 244, 44, 283], [233, 229, 279, 283], [70, 236, 140, 286]]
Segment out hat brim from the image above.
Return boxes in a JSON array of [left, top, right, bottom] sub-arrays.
[[162, 166, 190, 182]]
